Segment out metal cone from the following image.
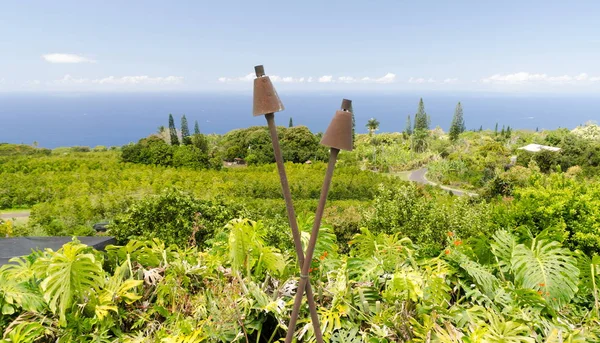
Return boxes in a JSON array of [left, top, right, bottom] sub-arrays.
[[320, 99, 353, 151], [253, 65, 285, 116]]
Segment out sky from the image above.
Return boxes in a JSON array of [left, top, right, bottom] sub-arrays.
[[2, 0, 600, 93]]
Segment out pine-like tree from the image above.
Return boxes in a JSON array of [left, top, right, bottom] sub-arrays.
[[405, 115, 412, 135], [181, 115, 191, 145], [194, 120, 200, 135], [168, 114, 179, 145], [494, 123, 499, 136], [289, 117, 293, 127], [501, 125, 506, 136], [349, 102, 356, 148], [479, 125, 483, 132], [413, 98, 429, 131], [449, 102, 466, 141]]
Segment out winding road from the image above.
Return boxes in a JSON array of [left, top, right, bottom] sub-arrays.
[[408, 168, 477, 197], [0, 212, 30, 220]]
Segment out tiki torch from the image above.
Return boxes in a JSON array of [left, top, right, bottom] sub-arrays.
[[253, 65, 324, 342], [285, 99, 354, 343]]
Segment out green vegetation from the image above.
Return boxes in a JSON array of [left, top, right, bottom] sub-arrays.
[[2, 118, 600, 341]]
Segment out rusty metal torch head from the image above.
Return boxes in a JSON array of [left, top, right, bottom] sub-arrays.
[[253, 65, 285, 116], [320, 99, 354, 151]]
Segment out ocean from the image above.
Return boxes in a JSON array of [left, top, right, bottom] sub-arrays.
[[0, 91, 598, 148]]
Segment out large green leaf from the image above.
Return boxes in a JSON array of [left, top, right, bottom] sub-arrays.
[[511, 239, 579, 309], [35, 241, 104, 325]]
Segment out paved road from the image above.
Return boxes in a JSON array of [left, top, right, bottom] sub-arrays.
[[408, 168, 476, 197], [0, 212, 30, 220]]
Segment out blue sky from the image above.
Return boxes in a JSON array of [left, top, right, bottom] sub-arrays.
[[2, 0, 600, 93]]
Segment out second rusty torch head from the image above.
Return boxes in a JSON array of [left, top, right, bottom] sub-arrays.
[[253, 65, 285, 116], [320, 99, 354, 151]]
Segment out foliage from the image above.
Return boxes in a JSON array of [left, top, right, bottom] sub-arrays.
[[493, 172, 600, 254], [110, 189, 242, 247], [219, 125, 328, 164], [363, 183, 493, 255], [1, 224, 597, 342], [121, 134, 216, 170], [0, 144, 51, 157]]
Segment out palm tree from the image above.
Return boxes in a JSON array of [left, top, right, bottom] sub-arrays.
[[366, 118, 380, 136]]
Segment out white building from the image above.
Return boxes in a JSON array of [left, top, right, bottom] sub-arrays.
[[517, 144, 561, 153]]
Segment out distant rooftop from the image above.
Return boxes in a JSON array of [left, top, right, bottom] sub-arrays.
[[518, 144, 561, 153]]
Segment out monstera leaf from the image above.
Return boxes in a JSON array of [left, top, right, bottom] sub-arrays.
[[511, 238, 579, 309], [35, 241, 104, 325]]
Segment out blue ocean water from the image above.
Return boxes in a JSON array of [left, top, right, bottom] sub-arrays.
[[0, 92, 598, 148]]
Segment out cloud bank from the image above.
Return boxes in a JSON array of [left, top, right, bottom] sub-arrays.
[[482, 72, 600, 84], [218, 72, 397, 84], [52, 74, 184, 86], [42, 53, 96, 64]]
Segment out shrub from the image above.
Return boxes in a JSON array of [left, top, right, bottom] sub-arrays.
[[110, 189, 242, 247], [363, 183, 492, 255]]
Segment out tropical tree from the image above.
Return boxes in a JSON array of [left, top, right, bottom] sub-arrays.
[[449, 102, 466, 141], [181, 115, 191, 145], [168, 114, 179, 145], [194, 120, 200, 135], [366, 118, 380, 136], [405, 114, 412, 135], [414, 98, 430, 131]]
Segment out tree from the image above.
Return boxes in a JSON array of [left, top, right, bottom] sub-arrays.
[[479, 125, 483, 132], [366, 118, 380, 136], [505, 126, 512, 139], [181, 115, 191, 145], [405, 115, 412, 135], [194, 120, 200, 135], [413, 98, 430, 131], [168, 114, 179, 145], [288, 117, 293, 127], [494, 123, 499, 136], [349, 103, 356, 148], [449, 102, 466, 141]]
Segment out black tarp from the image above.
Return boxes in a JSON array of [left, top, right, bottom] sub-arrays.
[[0, 236, 116, 266]]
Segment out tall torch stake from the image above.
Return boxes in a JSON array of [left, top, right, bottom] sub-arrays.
[[252, 65, 324, 343], [285, 99, 354, 343]]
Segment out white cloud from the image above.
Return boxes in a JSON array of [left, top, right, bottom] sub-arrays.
[[409, 77, 436, 84], [0, 78, 5, 85], [338, 76, 356, 83], [443, 78, 459, 84], [42, 53, 96, 64], [52, 74, 184, 86], [216, 72, 409, 85], [481, 72, 600, 85], [318, 75, 333, 83], [375, 73, 396, 83], [95, 75, 183, 85]]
